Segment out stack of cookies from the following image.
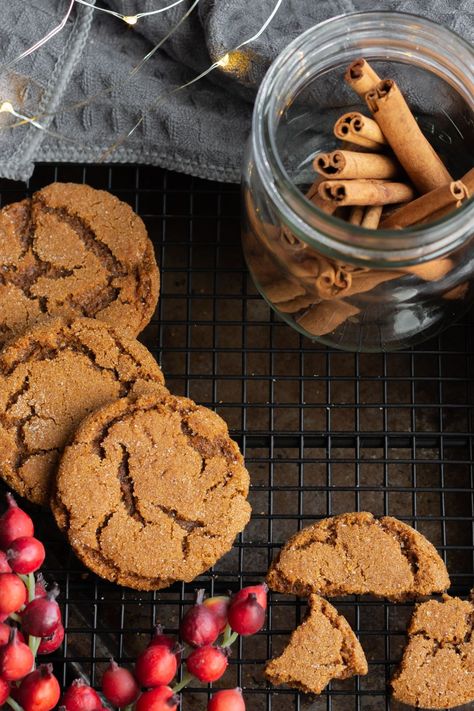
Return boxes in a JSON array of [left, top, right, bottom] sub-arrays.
[[265, 512, 474, 709], [0, 182, 251, 590]]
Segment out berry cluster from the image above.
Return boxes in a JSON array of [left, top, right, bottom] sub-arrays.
[[0, 493, 267, 711], [0, 494, 63, 711], [98, 584, 267, 710]]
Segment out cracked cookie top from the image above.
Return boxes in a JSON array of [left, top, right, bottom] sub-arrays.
[[391, 594, 474, 709], [51, 390, 251, 590], [267, 512, 450, 601], [0, 182, 159, 344], [265, 594, 368, 695], [0, 317, 165, 505]]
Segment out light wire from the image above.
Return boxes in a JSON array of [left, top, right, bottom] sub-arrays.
[[74, 0, 188, 23], [100, 0, 285, 158]]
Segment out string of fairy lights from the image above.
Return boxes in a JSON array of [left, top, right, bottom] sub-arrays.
[[75, 0, 189, 23], [0, 0, 285, 157], [101, 0, 284, 156]]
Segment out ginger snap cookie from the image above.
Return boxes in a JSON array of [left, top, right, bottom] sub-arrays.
[[0, 182, 159, 344], [267, 512, 449, 601], [51, 390, 251, 590], [0, 317, 165, 505], [265, 594, 368, 694], [391, 593, 474, 709]]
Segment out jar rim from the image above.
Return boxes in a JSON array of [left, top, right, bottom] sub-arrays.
[[252, 11, 474, 267]]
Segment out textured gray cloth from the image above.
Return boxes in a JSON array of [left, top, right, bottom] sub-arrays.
[[0, 0, 472, 182]]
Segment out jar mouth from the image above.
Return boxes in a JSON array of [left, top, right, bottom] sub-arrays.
[[253, 11, 474, 266]]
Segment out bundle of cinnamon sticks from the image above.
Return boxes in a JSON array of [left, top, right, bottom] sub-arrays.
[[245, 58, 473, 340], [308, 58, 473, 230]]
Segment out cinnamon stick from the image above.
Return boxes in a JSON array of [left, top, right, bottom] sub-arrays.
[[305, 179, 321, 200], [281, 226, 306, 250], [443, 282, 469, 300], [349, 206, 364, 225], [314, 259, 352, 299], [278, 294, 315, 313], [380, 181, 469, 229], [305, 177, 338, 215], [348, 205, 383, 228], [402, 258, 454, 281], [345, 58, 381, 98], [342, 268, 402, 297], [334, 112, 387, 150], [334, 261, 370, 275], [418, 168, 473, 223], [417, 202, 464, 225], [460, 167, 474, 194], [365, 79, 452, 193], [318, 179, 415, 206], [265, 279, 307, 304], [361, 205, 383, 229], [297, 300, 360, 336], [314, 150, 399, 180]]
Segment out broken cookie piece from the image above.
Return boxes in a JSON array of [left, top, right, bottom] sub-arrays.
[[52, 390, 251, 590], [391, 593, 474, 709], [267, 512, 449, 601], [265, 594, 368, 694]]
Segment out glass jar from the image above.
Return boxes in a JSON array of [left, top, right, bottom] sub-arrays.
[[242, 12, 474, 352]]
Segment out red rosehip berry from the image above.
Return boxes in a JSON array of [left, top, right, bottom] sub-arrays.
[[37, 623, 65, 655], [186, 645, 228, 683], [227, 593, 265, 636], [101, 660, 139, 707], [7, 537, 45, 574], [0, 573, 27, 615], [180, 590, 220, 647], [61, 679, 102, 711], [0, 551, 12, 573], [0, 622, 10, 647], [17, 664, 61, 711], [21, 586, 61, 638], [0, 627, 34, 681], [135, 686, 179, 711], [149, 625, 174, 650], [0, 494, 34, 549], [202, 595, 231, 633], [149, 625, 181, 664], [231, 583, 268, 610], [0, 622, 25, 646], [208, 688, 246, 711], [135, 644, 178, 688], [0, 676, 10, 705]]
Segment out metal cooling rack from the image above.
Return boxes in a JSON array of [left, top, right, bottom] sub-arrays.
[[0, 163, 473, 710]]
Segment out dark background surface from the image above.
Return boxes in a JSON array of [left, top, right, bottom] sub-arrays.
[[0, 163, 473, 710]]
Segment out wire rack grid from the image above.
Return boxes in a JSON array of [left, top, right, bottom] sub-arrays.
[[0, 163, 473, 711]]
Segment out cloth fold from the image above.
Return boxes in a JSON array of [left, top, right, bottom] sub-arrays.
[[0, 0, 472, 182]]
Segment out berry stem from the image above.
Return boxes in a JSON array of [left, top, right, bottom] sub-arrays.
[[221, 623, 238, 648], [28, 634, 41, 657], [8, 612, 21, 623], [6, 697, 24, 711], [27, 572, 35, 602], [195, 589, 205, 605], [171, 671, 194, 693]]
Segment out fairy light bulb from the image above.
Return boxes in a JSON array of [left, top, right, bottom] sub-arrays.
[[217, 53, 230, 67], [0, 101, 14, 114], [123, 15, 138, 25]]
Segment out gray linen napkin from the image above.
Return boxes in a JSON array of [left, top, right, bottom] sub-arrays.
[[0, 0, 472, 182]]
